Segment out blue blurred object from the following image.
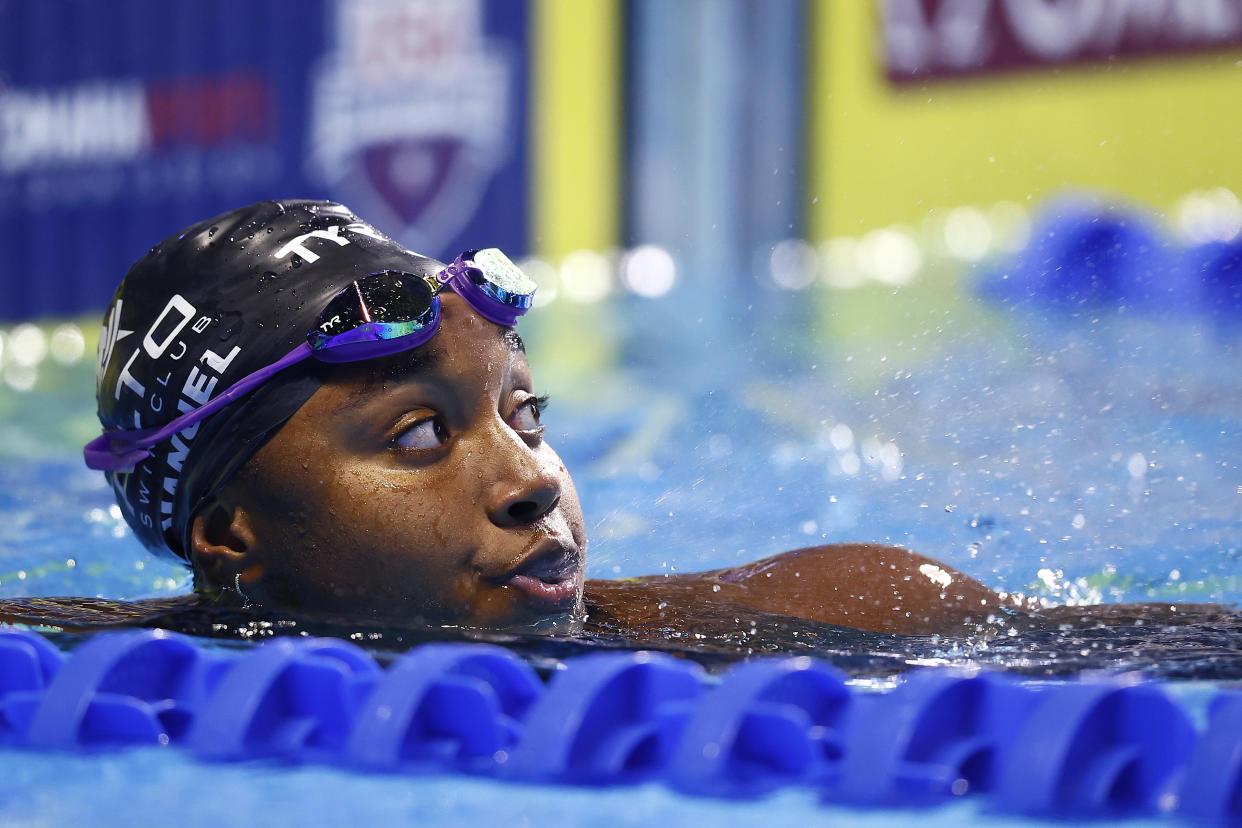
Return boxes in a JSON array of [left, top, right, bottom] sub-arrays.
[[0, 628, 62, 745], [978, 200, 1193, 311], [2, 627, 1240, 820], [1183, 236, 1242, 314], [668, 657, 849, 797], [23, 630, 218, 750], [188, 637, 379, 762], [995, 680, 1195, 817], [1178, 691, 1242, 822], [0, 627, 61, 695], [833, 669, 1035, 807], [506, 651, 704, 784], [345, 643, 540, 773]]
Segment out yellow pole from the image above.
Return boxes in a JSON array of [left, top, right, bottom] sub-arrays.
[[531, 0, 621, 259]]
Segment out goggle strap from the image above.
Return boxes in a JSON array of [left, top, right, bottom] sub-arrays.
[[435, 252, 475, 285], [84, 342, 314, 472], [86, 251, 532, 473], [445, 269, 525, 327]]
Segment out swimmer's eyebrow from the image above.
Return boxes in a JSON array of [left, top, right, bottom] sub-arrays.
[[339, 349, 441, 409], [339, 331, 522, 410]]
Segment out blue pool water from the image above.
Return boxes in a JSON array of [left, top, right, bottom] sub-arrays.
[[1, 254, 1240, 824]]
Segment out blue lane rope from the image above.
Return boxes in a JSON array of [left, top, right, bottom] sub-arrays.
[[0, 627, 1237, 820], [975, 198, 1242, 316]]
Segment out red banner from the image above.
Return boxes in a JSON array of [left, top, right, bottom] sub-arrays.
[[882, 0, 1242, 83]]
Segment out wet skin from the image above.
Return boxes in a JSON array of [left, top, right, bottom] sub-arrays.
[[192, 294, 588, 628], [0, 296, 1221, 637], [190, 293, 1009, 635], [587, 544, 1009, 636]]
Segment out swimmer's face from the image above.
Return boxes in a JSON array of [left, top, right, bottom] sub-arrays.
[[194, 293, 587, 628]]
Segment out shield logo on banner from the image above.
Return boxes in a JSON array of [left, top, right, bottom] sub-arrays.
[[306, 0, 510, 254], [349, 137, 495, 255]]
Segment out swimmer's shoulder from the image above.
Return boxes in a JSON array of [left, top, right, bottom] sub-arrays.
[[586, 543, 1006, 635]]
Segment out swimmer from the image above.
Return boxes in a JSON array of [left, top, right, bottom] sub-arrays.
[[1, 200, 1222, 643]]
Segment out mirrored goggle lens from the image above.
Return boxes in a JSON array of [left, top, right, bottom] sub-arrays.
[[468, 248, 537, 308], [309, 271, 439, 361]]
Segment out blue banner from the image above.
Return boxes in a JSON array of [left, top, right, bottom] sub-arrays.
[[0, 0, 530, 320]]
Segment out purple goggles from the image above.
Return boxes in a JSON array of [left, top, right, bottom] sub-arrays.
[[84, 248, 536, 472]]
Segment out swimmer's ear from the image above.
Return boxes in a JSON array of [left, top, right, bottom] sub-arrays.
[[189, 500, 263, 590]]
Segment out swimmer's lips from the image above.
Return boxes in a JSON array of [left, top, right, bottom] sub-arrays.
[[495, 539, 582, 613]]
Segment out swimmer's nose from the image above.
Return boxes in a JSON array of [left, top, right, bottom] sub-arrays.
[[487, 474, 561, 527]]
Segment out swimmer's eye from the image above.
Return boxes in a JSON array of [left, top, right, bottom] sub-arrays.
[[392, 416, 449, 450], [509, 394, 549, 434]]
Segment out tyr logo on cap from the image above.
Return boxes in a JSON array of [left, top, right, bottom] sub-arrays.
[[274, 221, 387, 265]]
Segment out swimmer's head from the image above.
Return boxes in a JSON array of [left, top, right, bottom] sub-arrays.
[[93, 200, 586, 626]]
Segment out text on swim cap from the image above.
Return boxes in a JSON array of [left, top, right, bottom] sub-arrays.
[[114, 294, 229, 404], [274, 222, 384, 264], [101, 291, 245, 534]]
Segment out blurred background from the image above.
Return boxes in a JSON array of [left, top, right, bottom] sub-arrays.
[[1, 0, 1241, 605], [1, 0, 1239, 320], [1, 10, 1242, 828]]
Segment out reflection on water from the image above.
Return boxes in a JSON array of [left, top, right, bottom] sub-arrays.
[[7, 593, 1240, 681]]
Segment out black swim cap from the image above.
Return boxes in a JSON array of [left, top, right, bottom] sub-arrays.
[[94, 200, 444, 562]]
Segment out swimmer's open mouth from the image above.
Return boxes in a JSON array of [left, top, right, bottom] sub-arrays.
[[498, 539, 582, 613]]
